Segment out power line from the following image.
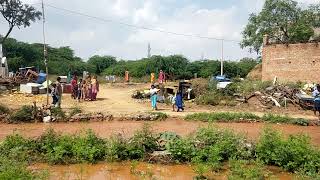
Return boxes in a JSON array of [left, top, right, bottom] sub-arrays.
[[43, 3, 241, 43]]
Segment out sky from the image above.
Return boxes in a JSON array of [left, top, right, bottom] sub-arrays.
[[0, 0, 319, 61]]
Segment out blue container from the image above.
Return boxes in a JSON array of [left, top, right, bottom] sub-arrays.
[[36, 73, 47, 84]]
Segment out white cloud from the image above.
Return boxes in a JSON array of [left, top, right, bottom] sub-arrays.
[[1, 0, 261, 61]]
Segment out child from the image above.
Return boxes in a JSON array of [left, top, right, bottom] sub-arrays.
[[150, 85, 159, 110], [77, 79, 83, 102], [169, 92, 177, 112], [50, 83, 58, 106]]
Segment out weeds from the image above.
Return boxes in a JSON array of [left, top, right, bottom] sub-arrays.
[[185, 112, 260, 122], [256, 127, 320, 174], [185, 112, 311, 126], [10, 105, 33, 122], [0, 126, 319, 178], [0, 104, 10, 114], [228, 160, 268, 180], [51, 107, 66, 120], [69, 106, 82, 117], [149, 112, 168, 121]]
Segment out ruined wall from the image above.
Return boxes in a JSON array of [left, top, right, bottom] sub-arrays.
[[262, 42, 320, 82]]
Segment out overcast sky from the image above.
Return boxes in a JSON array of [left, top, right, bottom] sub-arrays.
[[0, 0, 318, 61]]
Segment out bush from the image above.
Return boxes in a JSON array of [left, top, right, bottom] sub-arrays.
[[10, 105, 33, 122], [228, 160, 268, 180], [106, 135, 129, 162], [126, 124, 158, 160], [167, 138, 195, 162], [0, 104, 10, 114], [69, 106, 82, 117], [262, 114, 310, 125], [51, 107, 66, 120], [71, 130, 106, 163], [185, 112, 260, 122], [256, 127, 320, 174], [195, 91, 223, 106]]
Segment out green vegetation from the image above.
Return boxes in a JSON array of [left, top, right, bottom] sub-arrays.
[[3, 38, 258, 79], [9, 105, 33, 122], [185, 112, 260, 122], [0, 126, 319, 177], [241, 0, 320, 53], [185, 112, 311, 126], [0, 104, 10, 115], [149, 112, 168, 121], [69, 106, 82, 117]]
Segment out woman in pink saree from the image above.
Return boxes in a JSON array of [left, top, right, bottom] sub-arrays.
[[91, 75, 99, 101]]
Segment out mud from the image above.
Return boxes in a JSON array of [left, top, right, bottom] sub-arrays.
[[30, 162, 294, 180], [1, 118, 320, 146]]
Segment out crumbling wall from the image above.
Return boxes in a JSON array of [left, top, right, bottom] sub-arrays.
[[262, 42, 320, 82]]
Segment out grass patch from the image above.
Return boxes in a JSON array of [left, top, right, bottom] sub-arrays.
[[185, 112, 311, 126], [228, 159, 269, 180], [149, 112, 168, 121], [51, 107, 66, 120], [9, 105, 33, 122], [185, 112, 260, 122], [69, 106, 82, 117]]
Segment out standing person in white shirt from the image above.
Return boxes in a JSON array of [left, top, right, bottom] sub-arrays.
[[150, 85, 159, 110]]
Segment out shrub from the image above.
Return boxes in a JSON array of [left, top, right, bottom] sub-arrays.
[[71, 130, 106, 163], [51, 107, 66, 119], [126, 124, 158, 159], [0, 104, 10, 114], [185, 112, 260, 122], [228, 160, 268, 180], [10, 105, 34, 122], [167, 138, 195, 162], [106, 135, 129, 161], [69, 106, 82, 117], [256, 127, 320, 174], [195, 91, 222, 106], [0, 155, 37, 180]]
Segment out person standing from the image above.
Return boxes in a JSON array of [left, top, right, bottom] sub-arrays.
[[77, 79, 83, 102], [55, 77, 62, 107], [175, 90, 184, 112], [71, 74, 78, 99], [91, 75, 99, 101], [150, 85, 159, 110], [158, 70, 165, 84], [50, 83, 58, 106], [151, 73, 155, 83]]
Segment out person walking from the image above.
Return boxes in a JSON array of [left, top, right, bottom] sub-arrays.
[[176, 90, 184, 112], [150, 85, 159, 110], [91, 75, 99, 101], [55, 77, 62, 107], [158, 70, 165, 84]]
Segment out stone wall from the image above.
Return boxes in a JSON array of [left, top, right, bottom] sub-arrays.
[[262, 42, 320, 82]]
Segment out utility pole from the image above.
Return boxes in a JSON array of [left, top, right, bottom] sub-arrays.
[[42, 0, 49, 105], [147, 43, 151, 58], [221, 39, 224, 76]]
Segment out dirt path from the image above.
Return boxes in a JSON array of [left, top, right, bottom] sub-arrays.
[[0, 83, 317, 120], [1, 119, 320, 146]]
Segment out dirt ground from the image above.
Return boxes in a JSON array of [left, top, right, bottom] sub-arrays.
[[0, 83, 320, 146], [0, 83, 317, 119]]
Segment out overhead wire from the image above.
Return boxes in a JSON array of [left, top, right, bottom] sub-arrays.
[[43, 3, 241, 43]]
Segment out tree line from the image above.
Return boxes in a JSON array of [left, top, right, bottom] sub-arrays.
[[2, 38, 258, 79]]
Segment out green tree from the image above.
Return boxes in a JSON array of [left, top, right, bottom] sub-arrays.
[[88, 55, 117, 74], [0, 0, 42, 44], [241, 0, 320, 54]]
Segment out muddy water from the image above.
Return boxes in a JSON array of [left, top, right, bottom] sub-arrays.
[[1, 119, 320, 145], [31, 162, 294, 180]]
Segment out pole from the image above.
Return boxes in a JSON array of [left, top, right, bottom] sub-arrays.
[[221, 39, 224, 76], [42, 0, 49, 105]]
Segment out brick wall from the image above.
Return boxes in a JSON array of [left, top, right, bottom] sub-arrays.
[[262, 42, 320, 82]]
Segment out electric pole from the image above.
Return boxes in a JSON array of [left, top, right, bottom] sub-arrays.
[[148, 43, 151, 58], [42, 0, 49, 105], [221, 39, 224, 76]]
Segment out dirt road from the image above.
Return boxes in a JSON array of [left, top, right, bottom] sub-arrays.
[[0, 83, 317, 119]]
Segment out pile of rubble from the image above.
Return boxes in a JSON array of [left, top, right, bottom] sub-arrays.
[[242, 85, 301, 108]]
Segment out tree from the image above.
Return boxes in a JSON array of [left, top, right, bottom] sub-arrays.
[[241, 0, 320, 54], [88, 55, 117, 74], [0, 0, 42, 44]]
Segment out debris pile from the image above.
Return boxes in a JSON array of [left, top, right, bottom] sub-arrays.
[[244, 85, 302, 108]]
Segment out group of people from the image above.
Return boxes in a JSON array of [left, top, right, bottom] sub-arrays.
[[50, 74, 100, 107], [149, 70, 184, 112], [71, 75, 100, 102]]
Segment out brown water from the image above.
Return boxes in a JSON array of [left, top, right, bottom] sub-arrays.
[[1, 119, 320, 145], [30, 162, 294, 180]]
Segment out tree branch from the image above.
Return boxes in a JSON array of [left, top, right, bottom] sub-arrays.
[[1, 25, 14, 44]]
